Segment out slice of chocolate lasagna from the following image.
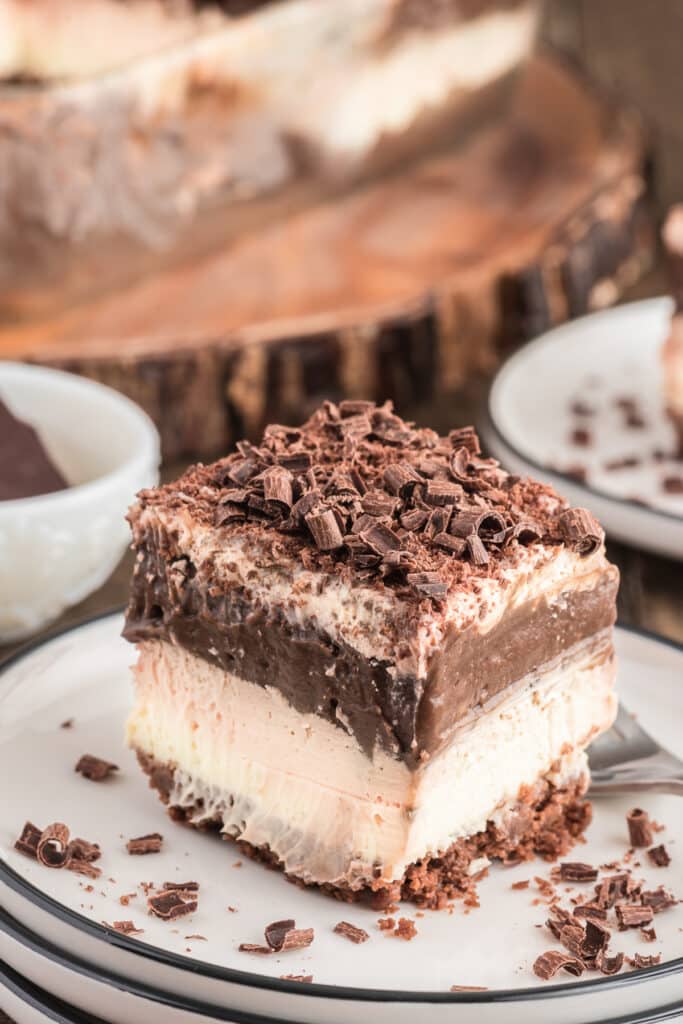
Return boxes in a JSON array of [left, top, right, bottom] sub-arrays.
[[662, 205, 683, 454], [124, 401, 618, 908]]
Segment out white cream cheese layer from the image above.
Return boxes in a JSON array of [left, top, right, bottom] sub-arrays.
[[127, 635, 616, 887]]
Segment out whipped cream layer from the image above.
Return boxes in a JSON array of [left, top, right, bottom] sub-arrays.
[[128, 633, 616, 888], [137, 503, 614, 673]]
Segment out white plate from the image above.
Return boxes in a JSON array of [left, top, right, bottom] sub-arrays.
[[483, 297, 683, 560], [0, 614, 682, 1024]]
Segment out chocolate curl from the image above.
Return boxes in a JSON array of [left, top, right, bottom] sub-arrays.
[[305, 509, 343, 550], [262, 465, 294, 512], [37, 823, 70, 868], [662, 204, 683, 311], [558, 508, 603, 556]]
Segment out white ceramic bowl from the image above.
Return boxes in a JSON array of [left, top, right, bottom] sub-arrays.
[[0, 362, 160, 642]]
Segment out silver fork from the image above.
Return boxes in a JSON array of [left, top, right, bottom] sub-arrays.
[[588, 704, 683, 796]]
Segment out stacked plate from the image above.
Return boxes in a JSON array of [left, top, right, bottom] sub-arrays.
[[1, 613, 682, 1024], [482, 297, 683, 561]]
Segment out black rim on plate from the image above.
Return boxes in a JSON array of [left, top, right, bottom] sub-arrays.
[[2, 907, 683, 1024], [483, 297, 683, 527], [0, 610, 682, 1007]]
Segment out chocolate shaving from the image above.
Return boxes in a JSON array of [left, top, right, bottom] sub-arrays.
[[627, 808, 653, 848], [360, 522, 401, 555], [647, 844, 671, 867], [238, 943, 272, 954], [399, 508, 428, 531], [334, 921, 369, 944], [126, 833, 163, 855], [280, 974, 313, 983], [264, 919, 314, 952], [14, 822, 42, 859], [583, 918, 611, 957], [558, 923, 585, 958], [595, 950, 624, 976], [75, 754, 119, 782], [361, 491, 399, 517], [67, 859, 101, 879], [161, 881, 199, 893], [108, 920, 143, 935], [383, 462, 421, 497], [558, 508, 603, 557], [570, 428, 592, 447], [616, 904, 654, 930], [663, 475, 683, 494], [406, 571, 448, 601], [640, 888, 676, 913], [148, 890, 197, 920], [640, 927, 657, 942], [67, 838, 101, 863], [448, 426, 481, 454], [509, 519, 543, 545], [450, 985, 489, 992], [628, 953, 661, 969], [573, 903, 608, 921], [557, 862, 598, 882], [533, 950, 584, 980], [423, 480, 462, 506], [264, 918, 295, 950], [262, 466, 293, 511], [37, 823, 70, 868], [305, 509, 343, 550], [433, 532, 466, 555], [466, 534, 489, 565]]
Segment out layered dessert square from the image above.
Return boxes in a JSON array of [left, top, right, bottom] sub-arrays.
[[124, 401, 618, 908], [662, 205, 683, 454]]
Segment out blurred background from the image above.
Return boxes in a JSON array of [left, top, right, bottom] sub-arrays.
[[1, 0, 682, 654]]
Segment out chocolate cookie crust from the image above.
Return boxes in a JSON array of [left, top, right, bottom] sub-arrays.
[[136, 748, 591, 909]]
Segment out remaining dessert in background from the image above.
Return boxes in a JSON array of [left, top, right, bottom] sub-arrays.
[[0, 0, 539, 316], [662, 205, 683, 454], [124, 401, 618, 908], [0, 397, 67, 500]]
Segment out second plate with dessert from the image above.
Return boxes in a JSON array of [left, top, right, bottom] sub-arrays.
[[0, 613, 681, 1024], [483, 298, 683, 560]]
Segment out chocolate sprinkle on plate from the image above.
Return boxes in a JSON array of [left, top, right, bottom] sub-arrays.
[[662, 475, 683, 494], [647, 844, 671, 867], [264, 919, 314, 952], [557, 862, 598, 882], [107, 920, 143, 935], [626, 808, 653, 848], [126, 832, 163, 855], [75, 754, 119, 782], [36, 823, 70, 868], [148, 890, 198, 920], [628, 953, 661, 969], [595, 950, 624, 976], [615, 904, 654, 930], [533, 950, 584, 980], [640, 888, 676, 913], [14, 821, 42, 859], [334, 921, 370, 944], [450, 985, 489, 992]]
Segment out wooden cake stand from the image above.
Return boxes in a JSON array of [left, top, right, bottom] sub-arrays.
[[0, 58, 654, 458]]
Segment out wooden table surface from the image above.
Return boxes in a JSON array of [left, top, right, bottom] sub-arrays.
[[0, 270, 681, 1023]]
